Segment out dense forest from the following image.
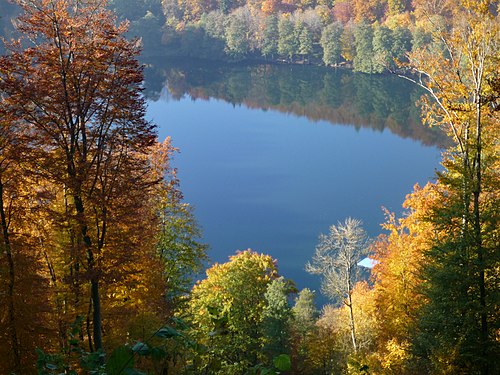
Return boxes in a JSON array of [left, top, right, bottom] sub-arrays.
[[2, 0, 492, 73], [105, 0, 487, 72], [0, 0, 499, 374]]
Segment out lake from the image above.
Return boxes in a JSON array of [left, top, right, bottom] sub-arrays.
[[144, 60, 444, 304]]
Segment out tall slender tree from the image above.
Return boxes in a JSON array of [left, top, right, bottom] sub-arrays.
[[306, 218, 370, 352], [0, 106, 22, 374]]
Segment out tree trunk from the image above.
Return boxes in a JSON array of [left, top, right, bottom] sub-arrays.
[[473, 96, 488, 375], [346, 275, 357, 352], [0, 178, 21, 373], [91, 278, 103, 351], [74, 194, 103, 352], [347, 295, 357, 352]]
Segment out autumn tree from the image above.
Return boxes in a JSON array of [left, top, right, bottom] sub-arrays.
[[352, 0, 386, 22], [187, 250, 279, 374], [401, 2, 500, 373], [332, 0, 353, 24], [0, 106, 24, 373], [305, 304, 348, 374], [0, 0, 157, 354], [306, 218, 370, 352], [369, 184, 443, 373], [387, 0, 410, 15], [261, 0, 281, 14], [0, 104, 67, 373]]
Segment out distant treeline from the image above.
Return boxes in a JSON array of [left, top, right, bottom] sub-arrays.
[[105, 0, 458, 73], [0, 0, 466, 73]]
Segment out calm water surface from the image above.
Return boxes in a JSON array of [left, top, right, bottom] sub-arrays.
[[145, 62, 443, 302]]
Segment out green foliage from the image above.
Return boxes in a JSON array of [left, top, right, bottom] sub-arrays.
[[201, 10, 227, 40], [353, 22, 375, 73], [292, 288, 318, 335], [187, 250, 280, 374], [372, 24, 393, 72], [278, 16, 298, 61], [347, 353, 371, 374], [35, 317, 106, 375], [290, 288, 318, 374], [391, 26, 412, 62], [411, 27, 431, 51], [261, 15, 279, 58], [262, 277, 293, 361], [320, 21, 344, 66], [246, 354, 292, 375], [411, 181, 500, 373], [130, 318, 201, 373], [37, 318, 199, 375], [106, 346, 136, 375], [157, 184, 208, 312], [273, 353, 292, 371], [107, 0, 424, 72], [297, 23, 313, 60], [402, 6, 500, 373], [225, 8, 252, 58]]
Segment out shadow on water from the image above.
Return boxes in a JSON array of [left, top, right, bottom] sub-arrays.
[[142, 58, 449, 148]]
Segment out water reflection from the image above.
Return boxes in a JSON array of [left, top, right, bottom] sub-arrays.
[[143, 58, 448, 147]]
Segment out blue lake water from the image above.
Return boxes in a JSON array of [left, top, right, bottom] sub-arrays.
[[145, 63, 443, 304]]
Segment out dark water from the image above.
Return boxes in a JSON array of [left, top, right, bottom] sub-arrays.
[[144, 60, 443, 304]]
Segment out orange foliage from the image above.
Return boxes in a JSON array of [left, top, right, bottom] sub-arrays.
[[352, 0, 387, 22], [332, 0, 353, 23], [0, 1, 177, 372], [370, 182, 449, 372], [262, 0, 281, 14]]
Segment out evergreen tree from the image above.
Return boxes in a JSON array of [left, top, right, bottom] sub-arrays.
[[372, 24, 393, 72], [292, 288, 318, 336], [262, 277, 293, 363], [353, 22, 375, 73], [320, 21, 343, 66], [261, 15, 279, 59], [290, 288, 318, 374], [278, 16, 297, 61], [391, 26, 412, 62], [297, 23, 313, 62]]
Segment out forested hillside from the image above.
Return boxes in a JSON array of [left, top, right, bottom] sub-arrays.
[[1, 0, 493, 73], [106, 0, 480, 72]]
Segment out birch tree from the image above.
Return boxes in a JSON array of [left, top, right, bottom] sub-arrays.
[[306, 217, 369, 352]]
